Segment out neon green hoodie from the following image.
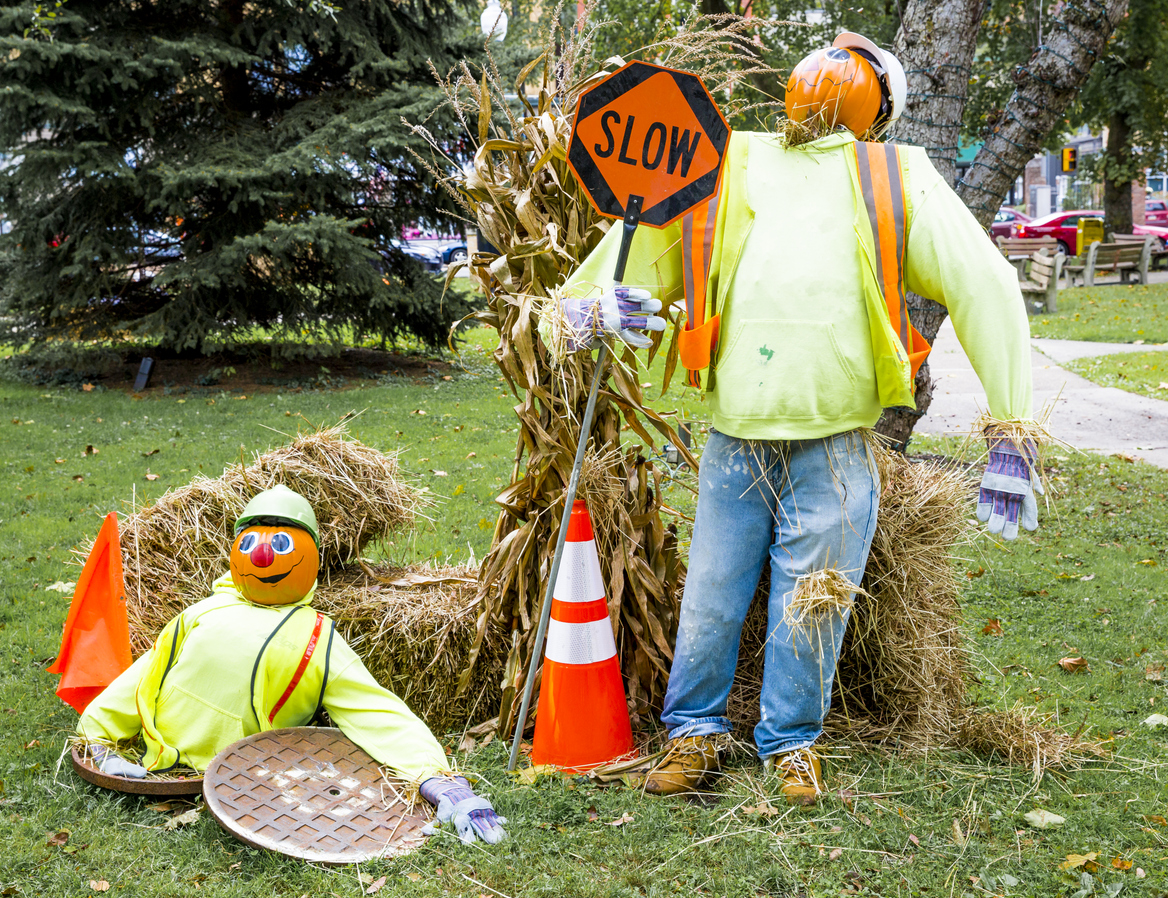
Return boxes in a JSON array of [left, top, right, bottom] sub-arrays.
[[78, 574, 450, 783], [564, 130, 1033, 440]]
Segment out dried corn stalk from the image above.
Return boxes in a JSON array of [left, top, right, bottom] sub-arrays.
[[409, 9, 783, 735]]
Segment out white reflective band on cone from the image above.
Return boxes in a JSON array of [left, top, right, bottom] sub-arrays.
[[552, 539, 606, 604], [545, 618, 617, 666]]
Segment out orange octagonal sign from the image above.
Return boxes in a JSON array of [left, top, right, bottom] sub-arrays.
[[568, 61, 730, 229]]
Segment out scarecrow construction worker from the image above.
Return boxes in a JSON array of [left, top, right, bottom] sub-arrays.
[[558, 34, 1039, 802], [78, 485, 507, 845]]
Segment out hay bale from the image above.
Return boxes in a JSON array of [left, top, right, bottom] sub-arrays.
[[115, 424, 425, 654], [314, 565, 507, 736], [729, 448, 975, 750]]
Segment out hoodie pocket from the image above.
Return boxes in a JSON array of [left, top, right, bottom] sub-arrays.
[[715, 319, 859, 421]]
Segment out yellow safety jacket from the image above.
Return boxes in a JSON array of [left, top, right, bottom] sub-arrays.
[[564, 130, 1032, 440], [78, 574, 451, 783]]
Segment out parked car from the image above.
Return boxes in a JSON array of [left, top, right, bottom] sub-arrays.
[[991, 207, 1031, 240], [1134, 223, 1168, 249], [1015, 209, 1104, 256], [438, 241, 468, 265], [382, 240, 442, 273], [1144, 200, 1168, 225]]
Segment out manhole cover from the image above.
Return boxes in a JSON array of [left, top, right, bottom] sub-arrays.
[[72, 745, 203, 795], [202, 727, 431, 864]]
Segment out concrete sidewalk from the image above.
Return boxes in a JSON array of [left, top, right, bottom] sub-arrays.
[[916, 319, 1168, 468]]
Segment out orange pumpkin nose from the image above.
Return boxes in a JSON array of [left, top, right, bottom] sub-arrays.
[[250, 543, 275, 567]]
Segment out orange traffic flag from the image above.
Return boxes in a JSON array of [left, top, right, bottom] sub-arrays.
[[47, 512, 132, 713], [532, 500, 635, 771]]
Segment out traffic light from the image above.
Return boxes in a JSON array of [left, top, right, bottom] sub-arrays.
[[1061, 147, 1078, 172]]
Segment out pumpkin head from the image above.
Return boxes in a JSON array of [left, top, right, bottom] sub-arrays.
[[785, 47, 882, 137], [230, 486, 320, 606], [230, 524, 319, 606]]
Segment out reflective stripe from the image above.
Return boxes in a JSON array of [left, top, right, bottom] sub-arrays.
[[545, 618, 618, 666], [680, 185, 723, 387], [553, 539, 606, 604], [855, 141, 930, 377]]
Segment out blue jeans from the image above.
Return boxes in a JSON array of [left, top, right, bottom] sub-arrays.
[[661, 429, 880, 759]]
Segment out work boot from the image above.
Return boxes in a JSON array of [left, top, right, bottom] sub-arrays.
[[642, 735, 719, 795], [763, 746, 823, 806]]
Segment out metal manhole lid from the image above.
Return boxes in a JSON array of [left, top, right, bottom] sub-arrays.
[[72, 745, 203, 795], [202, 727, 431, 864]]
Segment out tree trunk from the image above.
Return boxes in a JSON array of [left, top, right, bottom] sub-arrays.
[[877, 0, 988, 449], [877, 0, 1130, 447], [1103, 109, 1134, 235]]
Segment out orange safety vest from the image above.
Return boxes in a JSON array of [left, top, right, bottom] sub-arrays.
[[677, 140, 931, 393]]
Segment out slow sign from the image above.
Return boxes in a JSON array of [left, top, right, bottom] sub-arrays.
[[567, 61, 730, 229]]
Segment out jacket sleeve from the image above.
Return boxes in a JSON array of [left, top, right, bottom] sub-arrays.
[[76, 651, 153, 744], [901, 150, 1034, 422], [322, 639, 451, 784], [561, 218, 685, 303]]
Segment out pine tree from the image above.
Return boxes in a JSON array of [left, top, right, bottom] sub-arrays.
[[0, 0, 479, 354]]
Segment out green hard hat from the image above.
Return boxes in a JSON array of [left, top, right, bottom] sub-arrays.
[[234, 485, 319, 547]]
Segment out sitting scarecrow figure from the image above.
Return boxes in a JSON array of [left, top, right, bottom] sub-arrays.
[[77, 485, 506, 846]]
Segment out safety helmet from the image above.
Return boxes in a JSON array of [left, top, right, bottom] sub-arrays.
[[785, 33, 907, 140], [832, 32, 907, 138], [233, 485, 319, 548]]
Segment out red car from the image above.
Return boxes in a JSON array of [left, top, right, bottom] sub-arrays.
[[1134, 223, 1168, 248], [1015, 209, 1104, 256], [991, 207, 1031, 239], [1144, 200, 1168, 225]]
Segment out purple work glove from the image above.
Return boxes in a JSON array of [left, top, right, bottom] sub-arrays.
[[977, 437, 1043, 540], [419, 776, 507, 845], [562, 286, 665, 349]]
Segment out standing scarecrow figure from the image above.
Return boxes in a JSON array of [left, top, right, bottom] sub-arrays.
[[78, 485, 506, 845], [559, 33, 1040, 802]]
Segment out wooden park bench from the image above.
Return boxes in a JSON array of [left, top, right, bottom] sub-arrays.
[[1065, 236, 1153, 287], [1018, 247, 1064, 313], [1112, 232, 1168, 271], [996, 236, 1058, 279]]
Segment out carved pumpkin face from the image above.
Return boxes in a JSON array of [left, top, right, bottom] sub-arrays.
[[229, 524, 319, 606]]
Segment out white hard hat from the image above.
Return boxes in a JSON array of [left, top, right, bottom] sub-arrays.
[[832, 32, 907, 138]]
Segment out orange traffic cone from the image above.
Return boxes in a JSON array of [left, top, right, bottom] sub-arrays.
[[531, 500, 635, 771], [48, 512, 132, 713]]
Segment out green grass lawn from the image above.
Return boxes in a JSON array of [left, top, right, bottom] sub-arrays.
[[1063, 351, 1168, 398], [1029, 282, 1168, 343], [2, 333, 1167, 897]]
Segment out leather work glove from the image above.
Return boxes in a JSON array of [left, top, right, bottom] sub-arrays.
[[977, 436, 1043, 540], [419, 775, 508, 845], [562, 286, 666, 350], [89, 744, 148, 778]]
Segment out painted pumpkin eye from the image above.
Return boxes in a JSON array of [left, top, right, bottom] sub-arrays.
[[238, 533, 258, 553], [270, 531, 294, 555]]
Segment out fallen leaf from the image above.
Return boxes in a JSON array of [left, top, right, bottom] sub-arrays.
[[404, 872, 422, 882], [1080, 573, 1095, 582], [1138, 559, 1157, 566], [1146, 664, 1165, 682], [147, 801, 179, 813], [24, 740, 40, 750], [430, 470, 448, 477], [84, 445, 98, 455], [163, 808, 200, 830], [82, 384, 94, 392], [951, 818, 966, 845], [1059, 656, 1090, 674], [908, 834, 920, 846], [828, 847, 843, 861], [981, 619, 1003, 637], [587, 807, 600, 822], [458, 734, 476, 754], [442, 375, 452, 381], [1061, 852, 1099, 872], [1111, 858, 1133, 871], [141, 449, 159, 457], [966, 566, 986, 579], [1023, 809, 1065, 829], [54, 458, 64, 464], [1143, 815, 1168, 826], [365, 875, 386, 894], [1141, 713, 1168, 728], [45, 581, 75, 594], [145, 473, 159, 481], [1137, 868, 1146, 878], [742, 803, 781, 818], [89, 881, 110, 892], [72, 475, 84, 482], [465, 452, 476, 459], [411, 409, 427, 415], [607, 812, 634, 826]]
